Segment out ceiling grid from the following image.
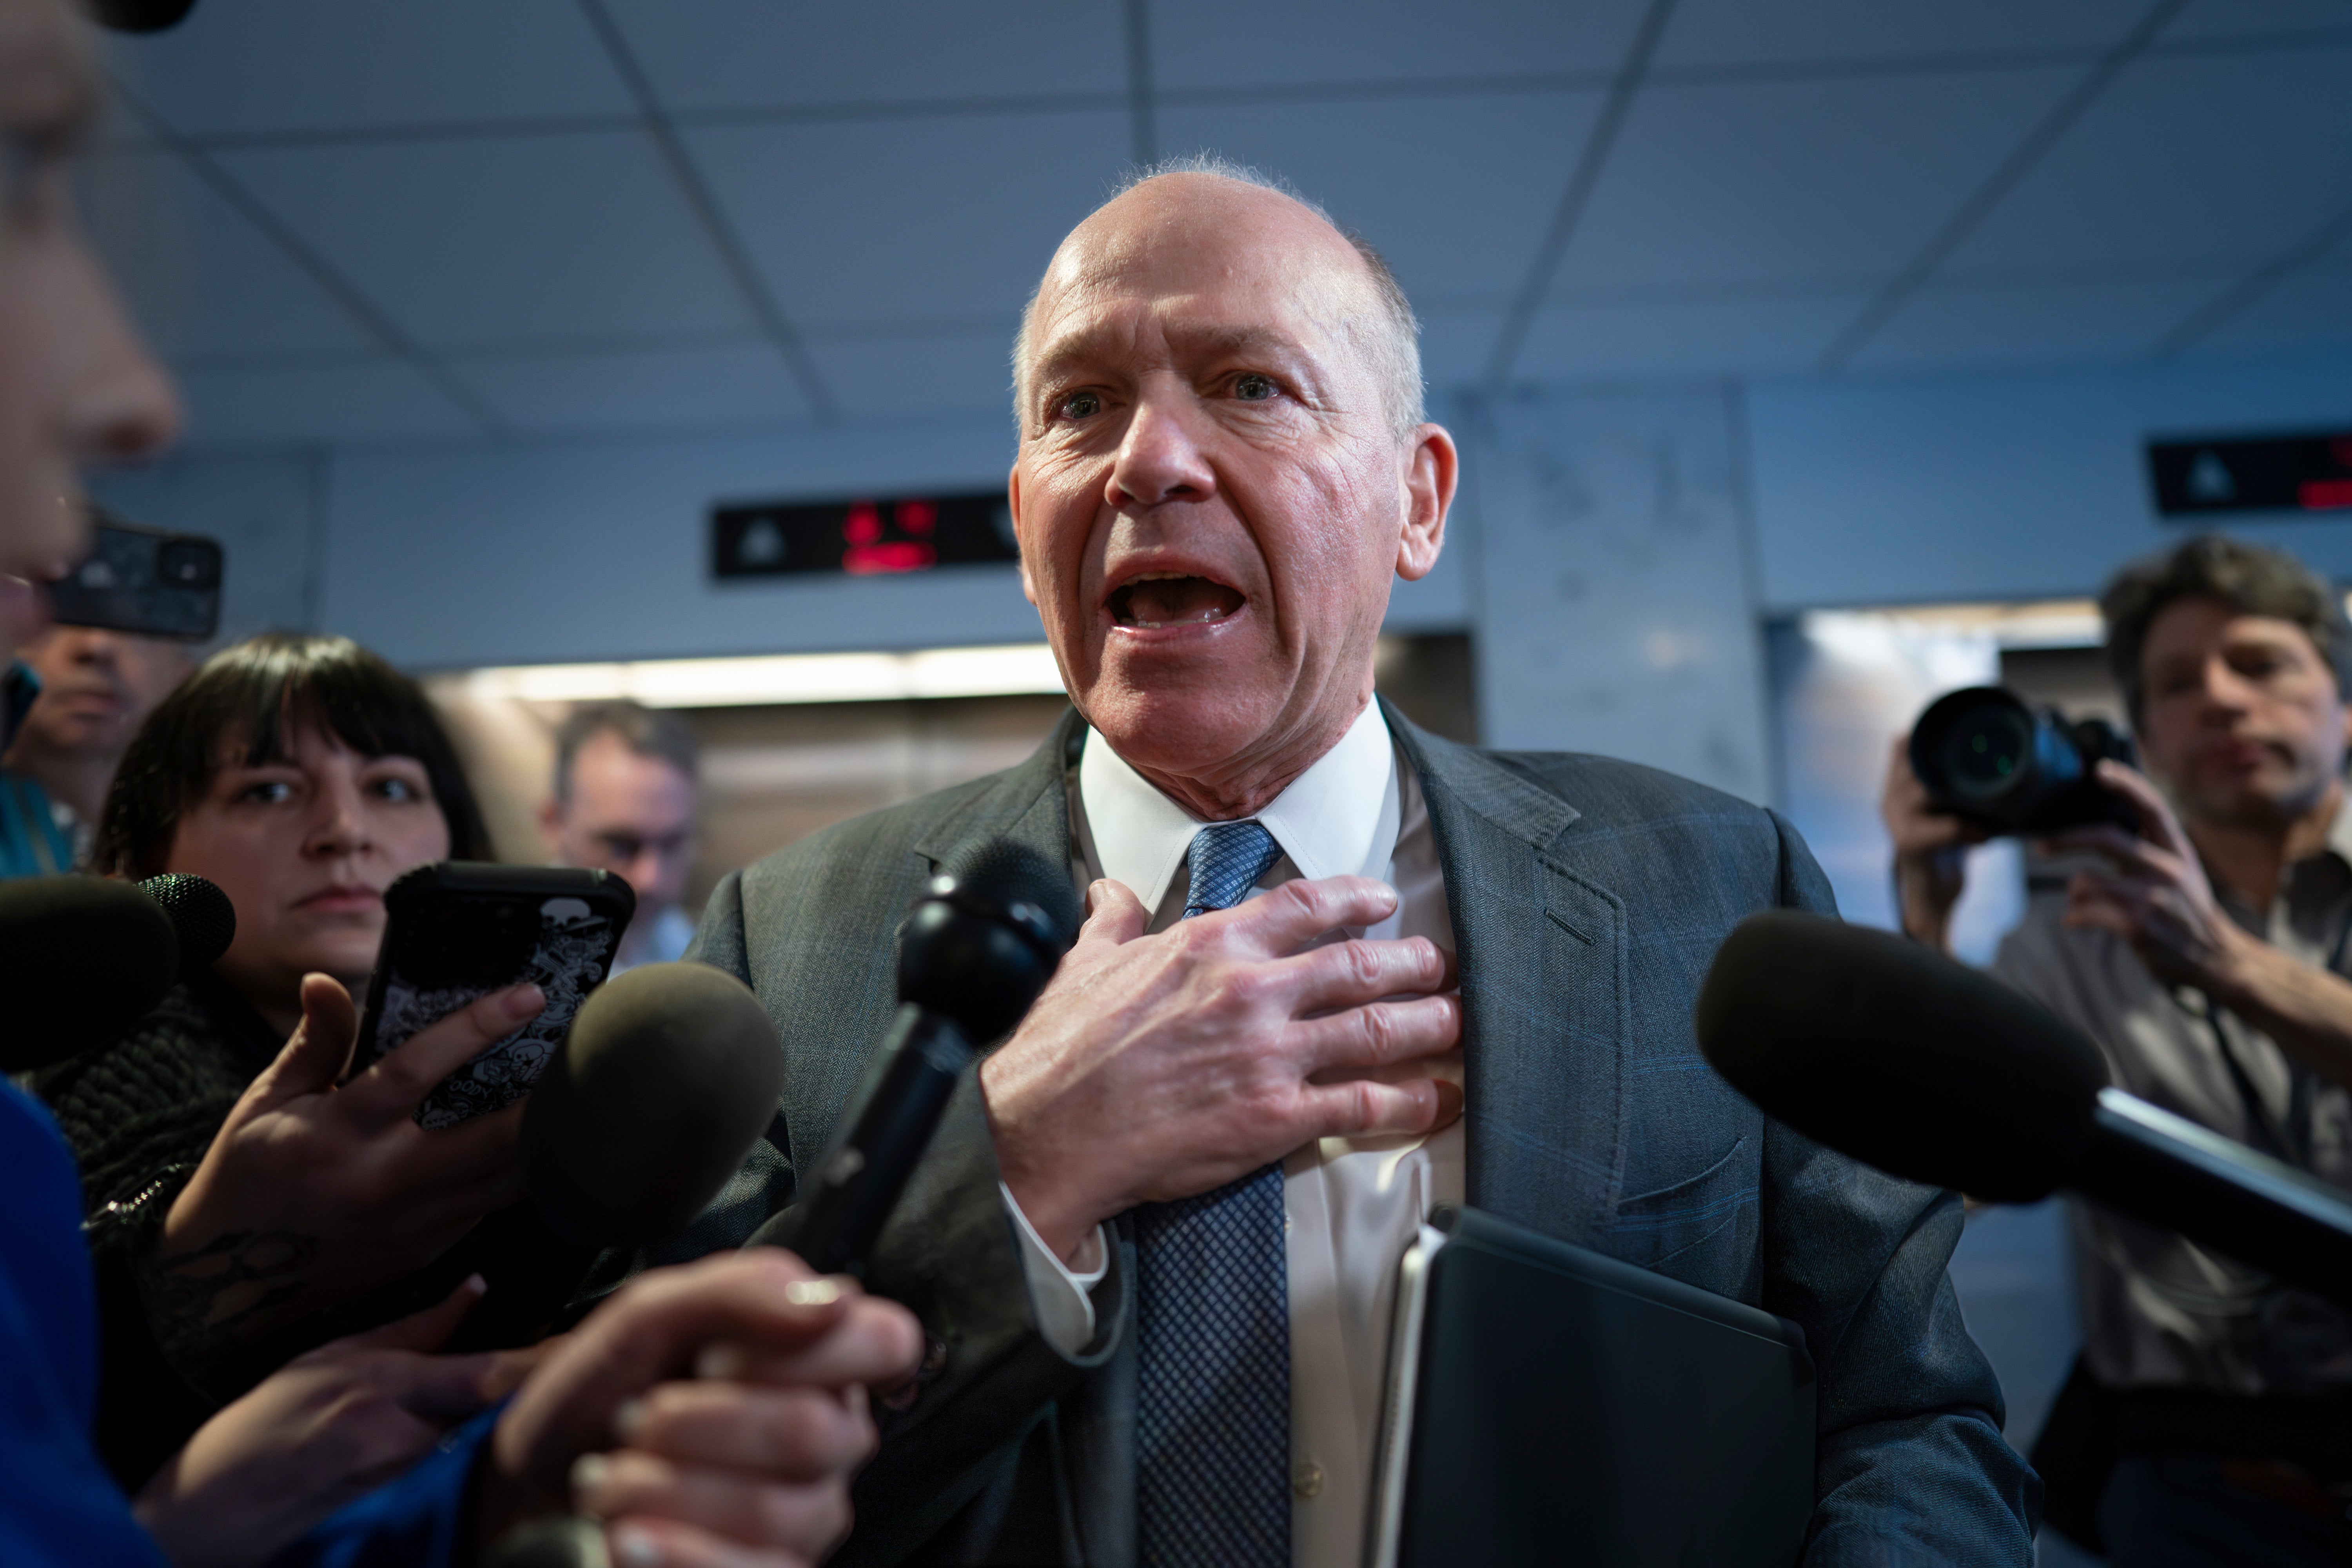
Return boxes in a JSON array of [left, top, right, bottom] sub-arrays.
[[76, 0, 2352, 450]]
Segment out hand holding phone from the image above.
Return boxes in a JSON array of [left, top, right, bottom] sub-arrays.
[[355, 863, 635, 1129]]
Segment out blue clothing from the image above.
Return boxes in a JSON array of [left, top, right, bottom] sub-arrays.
[[0, 1079, 496, 1566], [0, 770, 75, 879]]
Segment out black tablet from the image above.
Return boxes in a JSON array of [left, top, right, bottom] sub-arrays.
[[1368, 1205, 1817, 1568]]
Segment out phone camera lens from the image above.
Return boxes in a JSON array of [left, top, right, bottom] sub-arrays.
[[158, 540, 221, 589]]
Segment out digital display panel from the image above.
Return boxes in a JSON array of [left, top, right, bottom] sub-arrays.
[[2147, 432, 2352, 517], [711, 492, 1019, 579]]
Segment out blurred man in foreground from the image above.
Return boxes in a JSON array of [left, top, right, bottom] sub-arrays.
[[1886, 534, 2352, 1564], [0, 2, 919, 1564], [2, 622, 191, 874], [542, 701, 701, 971], [696, 159, 2033, 1564]]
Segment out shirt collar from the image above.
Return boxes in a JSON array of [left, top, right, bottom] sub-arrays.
[[1076, 699, 1400, 912]]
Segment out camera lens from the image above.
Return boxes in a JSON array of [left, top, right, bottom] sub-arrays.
[[157, 539, 221, 590], [1942, 708, 2031, 804]]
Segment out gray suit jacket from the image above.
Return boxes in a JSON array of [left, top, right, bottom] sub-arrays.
[[691, 704, 2039, 1565]]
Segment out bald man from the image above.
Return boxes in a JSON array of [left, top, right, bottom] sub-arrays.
[[694, 159, 2036, 1566]]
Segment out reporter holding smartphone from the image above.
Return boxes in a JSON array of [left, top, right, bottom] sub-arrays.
[[29, 632, 539, 1477], [1883, 535, 2352, 1565]]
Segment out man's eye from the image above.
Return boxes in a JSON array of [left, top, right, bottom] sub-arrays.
[[1234, 374, 1276, 402], [1057, 391, 1102, 420], [372, 777, 421, 802], [240, 781, 292, 805]]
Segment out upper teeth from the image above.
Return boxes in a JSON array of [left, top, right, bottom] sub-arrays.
[[1125, 571, 1191, 583]]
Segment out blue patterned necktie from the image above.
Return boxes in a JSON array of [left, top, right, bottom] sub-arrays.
[[1135, 820, 1292, 1568]]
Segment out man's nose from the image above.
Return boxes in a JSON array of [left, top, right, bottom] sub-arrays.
[[2200, 658, 2256, 711], [63, 252, 182, 466], [1105, 395, 1216, 510]]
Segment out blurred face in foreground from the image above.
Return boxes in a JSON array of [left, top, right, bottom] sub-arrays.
[[0, 0, 180, 647], [1009, 173, 1455, 819]]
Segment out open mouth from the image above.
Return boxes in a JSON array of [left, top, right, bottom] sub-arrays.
[[1106, 571, 1245, 629]]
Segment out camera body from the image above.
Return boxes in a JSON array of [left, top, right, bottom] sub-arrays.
[[1909, 686, 2137, 835]]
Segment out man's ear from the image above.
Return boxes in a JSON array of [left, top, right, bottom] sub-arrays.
[[1008, 463, 1038, 608], [1395, 424, 1458, 583]]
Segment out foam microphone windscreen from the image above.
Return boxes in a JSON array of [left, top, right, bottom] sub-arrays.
[[519, 962, 784, 1247], [0, 875, 180, 1072], [1694, 911, 2108, 1201]]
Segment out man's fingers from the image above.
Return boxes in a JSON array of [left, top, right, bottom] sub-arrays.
[[1069, 879, 1149, 959], [1300, 1075, 1443, 1141], [1209, 875, 1401, 955], [249, 974, 360, 1104], [686, 1298, 926, 1392], [1280, 933, 1452, 1014], [352, 984, 544, 1112], [576, 1450, 850, 1558], [2092, 759, 2194, 853], [1292, 993, 1463, 1076], [613, 1383, 874, 1480]]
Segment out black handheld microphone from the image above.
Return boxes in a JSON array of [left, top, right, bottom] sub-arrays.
[[448, 961, 784, 1352], [776, 838, 1080, 1278], [1695, 910, 2352, 1304], [0, 872, 236, 1073]]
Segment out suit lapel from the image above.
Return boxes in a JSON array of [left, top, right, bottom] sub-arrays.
[[911, 706, 1085, 882], [1386, 703, 1630, 1245]]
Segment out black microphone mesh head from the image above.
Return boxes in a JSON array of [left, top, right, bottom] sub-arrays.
[[1695, 911, 2107, 1201], [947, 837, 1081, 950], [139, 873, 235, 969]]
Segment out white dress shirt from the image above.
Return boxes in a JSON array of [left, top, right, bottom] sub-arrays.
[[1000, 698, 1463, 1568]]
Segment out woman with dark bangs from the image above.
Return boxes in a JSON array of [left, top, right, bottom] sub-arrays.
[[33, 632, 540, 1485]]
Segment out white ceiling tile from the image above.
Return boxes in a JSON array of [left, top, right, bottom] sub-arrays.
[[1154, 92, 1606, 315], [1943, 44, 2352, 278], [1514, 292, 1866, 379], [173, 358, 481, 448], [215, 131, 755, 349], [1554, 67, 2080, 293], [684, 110, 1127, 333], [100, 0, 629, 137], [603, 0, 1124, 112], [77, 150, 376, 359], [1655, 0, 2149, 69], [803, 330, 1018, 419], [1151, 0, 1647, 92], [2187, 257, 2352, 359], [1852, 275, 2232, 371], [457, 342, 813, 435]]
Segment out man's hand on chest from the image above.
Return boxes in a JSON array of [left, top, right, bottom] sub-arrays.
[[977, 873, 1463, 1265]]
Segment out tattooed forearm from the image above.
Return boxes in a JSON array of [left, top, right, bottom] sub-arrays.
[[138, 1228, 319, 1364]]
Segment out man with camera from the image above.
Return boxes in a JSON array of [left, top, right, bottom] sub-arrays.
[[1885, 534, 2352, 1564]]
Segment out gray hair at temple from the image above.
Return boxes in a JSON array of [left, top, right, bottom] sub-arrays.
[[1010, 153, 1426, 439], [552, 700, 700, 802]]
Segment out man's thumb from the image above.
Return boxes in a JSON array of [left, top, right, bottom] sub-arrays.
[[254, 973, 360, 1101]]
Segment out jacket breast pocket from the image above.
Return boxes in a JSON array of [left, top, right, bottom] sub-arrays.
[[1600, 1135, 1761, 1296]]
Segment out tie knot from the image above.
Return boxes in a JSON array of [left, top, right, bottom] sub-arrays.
[[1183, 821, 1283, 918]]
